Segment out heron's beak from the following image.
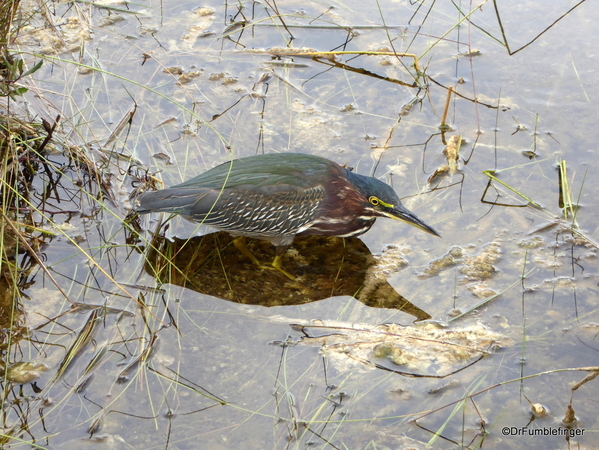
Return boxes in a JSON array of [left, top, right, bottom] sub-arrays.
[[383, 204, 440, 237]]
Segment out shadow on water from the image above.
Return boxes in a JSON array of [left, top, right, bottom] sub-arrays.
[[142, 232, 431, 321]]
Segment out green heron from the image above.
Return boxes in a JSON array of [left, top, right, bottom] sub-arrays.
[[136, 153, 439, 277]]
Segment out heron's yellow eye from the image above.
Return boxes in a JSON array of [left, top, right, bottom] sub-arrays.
[[369, 196, 380, 206], [369, 196, 394, 208]]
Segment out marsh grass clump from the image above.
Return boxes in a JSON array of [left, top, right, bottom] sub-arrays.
[[0, 0, 55, 354]]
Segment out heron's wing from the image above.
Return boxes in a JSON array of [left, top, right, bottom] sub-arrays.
[[171, 154, 333, 191], [137, 184, 326, 237], [186, 185, 325, 236], [136, 188, 218, 214]]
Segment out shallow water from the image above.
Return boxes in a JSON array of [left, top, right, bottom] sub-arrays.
[[5, 0, 599, 448]]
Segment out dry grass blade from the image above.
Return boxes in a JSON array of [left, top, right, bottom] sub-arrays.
[[571, 369, 599, 391], [148, 364, 228, 405], [53, 309, 103, 382], [0, 1, 19, 46], [557, 159, 577, 222], [82, 344, 110, 376], [482, 169, 542, 208], [103, 102, 137, 147], [492, 0, 588, 55], [263, 0, 295, 42], [117, 332, 159, 382], [419, 1, 489, 60], [248, 48, 423, 73], [440, 86, 453, 131]]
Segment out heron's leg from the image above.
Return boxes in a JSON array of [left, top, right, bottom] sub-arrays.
[[232, 236, 262, 266], [271, 254, 295, 280], [232, 237, 295, 280]]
